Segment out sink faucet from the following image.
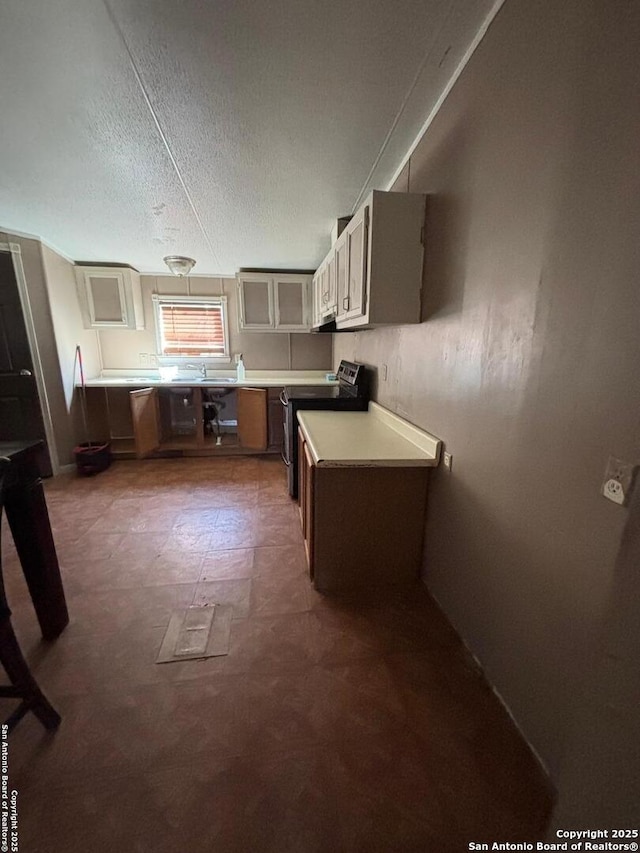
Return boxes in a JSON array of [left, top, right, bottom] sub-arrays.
[[186, 362, 207, 379]]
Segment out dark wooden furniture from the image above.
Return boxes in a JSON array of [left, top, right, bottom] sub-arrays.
[[0, 455, 61, 731], [0, 441, 69, 639]]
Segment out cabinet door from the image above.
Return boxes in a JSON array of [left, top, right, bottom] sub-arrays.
[[273, 275, 309, 330], [76, 266, 144, 329], [237, 387, 268, 450], [335, 231, 349, 319], [87, 272, 126, 325], [344, 205, 369, 320], [303, 441, 315, 577], [238, 276, 274, 329], [317, 266, 326, 324], [325, 254, 337, 315], [298, 430, 306, 518], [267, 389, 285, 451], [311, 271, 321, 327], [130, 388, 160, 458]]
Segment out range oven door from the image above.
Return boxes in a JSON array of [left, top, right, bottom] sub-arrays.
[[280, 391, 294, 481], [280, 394, 290, 463], [281, 392, 301, 498]]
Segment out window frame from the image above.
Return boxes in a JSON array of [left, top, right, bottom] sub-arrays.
[[152, 294, 230, 363]]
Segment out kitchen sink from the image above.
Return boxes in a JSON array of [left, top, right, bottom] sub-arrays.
[[121, 376, 238, 384], [171, 377, 237, 383]]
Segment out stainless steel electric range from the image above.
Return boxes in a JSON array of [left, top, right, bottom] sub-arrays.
[[281, 360, 369, 499]]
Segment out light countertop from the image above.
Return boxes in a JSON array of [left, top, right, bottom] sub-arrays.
[[81, 371, 337, 389], [297, 403, 441, 467]]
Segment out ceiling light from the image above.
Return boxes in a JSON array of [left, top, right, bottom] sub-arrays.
[[163, 255, 196, 276]]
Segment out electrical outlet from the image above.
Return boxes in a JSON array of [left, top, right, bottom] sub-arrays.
[[443, 451, 452, 471], [149, 355, 158, 367], [603, 478, 624, 505], [602, 456, 637, 506], [139, 353, 149, 367]]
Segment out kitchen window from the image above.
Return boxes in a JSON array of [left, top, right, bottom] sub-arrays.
[[152, 294, 229, 360]]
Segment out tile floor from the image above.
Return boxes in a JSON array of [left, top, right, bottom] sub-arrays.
[[1, 456, 552, 852]]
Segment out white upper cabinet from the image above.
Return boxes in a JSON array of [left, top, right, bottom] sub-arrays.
[[325, 253, 337, 317], [237, 273, 273, 329], [75, 265, 144, 330], [311, 267, 322, 328], [334, 233, 347, 320], [315, 190, 426, 331], [311, 261, 333, 328], [339, 206, 368, 323], [310, 233, 341, 328], [273, 274, 309, 330], [237, 272, 311, 332]]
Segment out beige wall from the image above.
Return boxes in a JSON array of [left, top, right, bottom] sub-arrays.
[[98, 275, 331, 372], [41, 244, 101, 405], [334, 0, 640, 822], [41, 243, 102, 463]]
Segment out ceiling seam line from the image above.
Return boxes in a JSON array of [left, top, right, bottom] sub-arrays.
[[384, 0, 507, 193], [350, 0, 457, 213], [102, 0, 223, 271]]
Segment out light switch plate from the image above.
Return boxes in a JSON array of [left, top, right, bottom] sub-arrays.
[[443, 451, 452, 471]]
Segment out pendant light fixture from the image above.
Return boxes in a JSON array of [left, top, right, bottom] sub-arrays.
[[163, 255, 196, 276]]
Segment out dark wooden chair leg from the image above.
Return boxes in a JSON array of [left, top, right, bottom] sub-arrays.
[[0, 458, 62, 734], [3, 476, 69, 640], [0, 619, 61, 732]]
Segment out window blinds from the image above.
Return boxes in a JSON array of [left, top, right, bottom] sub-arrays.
[[158, 301, 225, 355]]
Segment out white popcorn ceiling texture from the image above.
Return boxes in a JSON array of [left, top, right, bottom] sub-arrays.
[[0, 0, 494, 274]]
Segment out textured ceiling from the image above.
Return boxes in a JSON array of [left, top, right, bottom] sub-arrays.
[[0, 0, 496, 274]]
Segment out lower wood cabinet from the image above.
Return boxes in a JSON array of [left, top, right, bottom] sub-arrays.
[[236, 388, 268, 452], [116, 386, 276, 458], [130, 387, 167, 458], [298, 430, 315, 576], [83, 384, 286, 459], [297, 430, 430, 592]]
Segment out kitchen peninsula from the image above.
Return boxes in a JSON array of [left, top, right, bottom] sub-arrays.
[[297, 403, 441, 592]]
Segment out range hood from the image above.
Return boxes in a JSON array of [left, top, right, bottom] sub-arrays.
[[312, 314, 354, 334], [314, 316, 337, 333]]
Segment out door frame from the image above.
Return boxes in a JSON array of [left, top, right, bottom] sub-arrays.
[[0, 242, 60, 474]]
